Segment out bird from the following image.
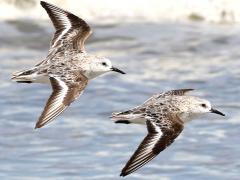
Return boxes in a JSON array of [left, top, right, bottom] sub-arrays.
[[11, 1, 125, 129], [111, 89, 225, 177]]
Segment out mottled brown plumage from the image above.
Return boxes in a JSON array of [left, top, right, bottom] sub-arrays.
[[11, 1, 125, 129], [35, 75, 88, 129], [112, 89, 225, 176], [41, 1, 92, 51]]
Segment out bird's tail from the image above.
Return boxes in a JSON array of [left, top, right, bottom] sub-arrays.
[[11, 68, 37, 83], [111, 112, 131, 124], [111, 110, 144, 124]]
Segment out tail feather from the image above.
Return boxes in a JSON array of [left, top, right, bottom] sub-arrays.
[[115, 120, 131, 124], [111, 111, 130, 121], [11, 68, 37, 83], [111, 110, 144, 124]]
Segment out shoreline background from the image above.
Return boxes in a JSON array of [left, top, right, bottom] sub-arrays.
[[1, 0, 240, 23]]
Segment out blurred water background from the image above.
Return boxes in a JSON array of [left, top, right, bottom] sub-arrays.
[[0, 0, 240, 180]]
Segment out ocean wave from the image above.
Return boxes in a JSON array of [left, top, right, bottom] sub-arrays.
[[0, 0, 240, 23]]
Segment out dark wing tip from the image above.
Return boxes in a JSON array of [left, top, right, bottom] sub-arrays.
[[40, 1, 55, 13], [34, 122, 42, 129], [185, 88, 194, 91], [40, 1, 48, 7], [40, 1, 60, 12], [186, 88, 194, 92], [169, 88, 195, 96], [177, 88, 194, 93], [120, 172, 127, 177], [35, 120, 45, 129]]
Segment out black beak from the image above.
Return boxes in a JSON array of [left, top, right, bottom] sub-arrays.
[[111, 67, 126, 74], [210, 108, 225, 116]]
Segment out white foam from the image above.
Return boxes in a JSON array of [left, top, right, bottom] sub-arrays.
[[1, 0, 240, 23]]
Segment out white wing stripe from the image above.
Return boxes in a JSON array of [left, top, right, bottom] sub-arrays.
[[44, 3, 72, 47], [41, 1, 92, 52], [125, 127, 162, 169], [41, 77, 68, 122], [128, 156, 155, 172], [52, 19, 71, 47], [35, 74, 88, 129]]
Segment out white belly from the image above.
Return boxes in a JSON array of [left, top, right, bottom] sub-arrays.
[[180, 113, 200, 123], [129, 117, 146, 124]]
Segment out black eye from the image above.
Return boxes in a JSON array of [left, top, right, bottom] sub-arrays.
[[102, 62, 107, 66], [201, 104, 207, 108]]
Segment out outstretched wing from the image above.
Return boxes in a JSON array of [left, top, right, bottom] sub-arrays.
[[41, 1, 92, 51], [120, 114, 184, 177], [35, 75, 88, 129], [143, 89, 194, 105], [163, 89, 194, 96]]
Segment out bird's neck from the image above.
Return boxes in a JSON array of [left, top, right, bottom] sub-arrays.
[[179, 113, 200, 123], [84, 71, 106, 79]]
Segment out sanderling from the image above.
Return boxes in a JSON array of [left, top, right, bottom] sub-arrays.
[[11, 1, 125, 129], [111, 89, 225, 177]]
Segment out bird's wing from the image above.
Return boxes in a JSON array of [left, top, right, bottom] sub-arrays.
[[120, 114, 184, 177], [163, 89, 194, 96], [143, 89, 194, 105], [35, 75, 88, 129], [40, 1, 92, 52]]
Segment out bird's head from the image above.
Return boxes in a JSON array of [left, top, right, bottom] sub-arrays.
[[181, 97, 225, 116], [89, 57, 125, 78]]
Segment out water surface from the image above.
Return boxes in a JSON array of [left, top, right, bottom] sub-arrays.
[[0, 21, 239, 180]]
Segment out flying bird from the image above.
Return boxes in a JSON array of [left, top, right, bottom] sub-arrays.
[[111, 89, 225, 177], [12, 1, 125, 129]]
